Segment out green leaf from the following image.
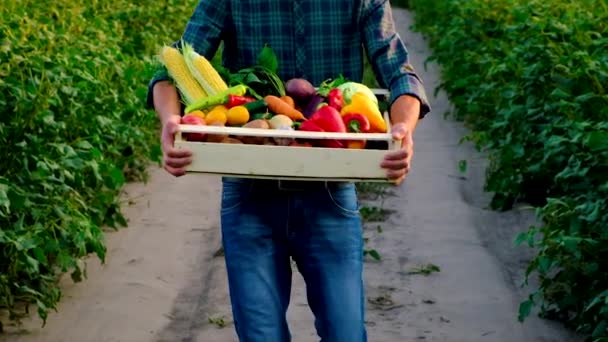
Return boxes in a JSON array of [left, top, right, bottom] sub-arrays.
[[104, 166, 125, 189], [75, 140, 93, 150], [24, 254, 40, 273], [518, 299, 534, 322], [365, 249, 382, 261], [256, 45, 278, 73], [458, 159, 467, 173], [592, 320, 608, 339], [584, 131, 608, 152], [0, 183, 10, 213]]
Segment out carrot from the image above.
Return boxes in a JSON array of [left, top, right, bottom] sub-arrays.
[[280, 95, 295, 108], [265, 95, 306, 121]]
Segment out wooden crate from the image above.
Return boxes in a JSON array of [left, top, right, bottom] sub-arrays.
[[174, 89, 398, 183]]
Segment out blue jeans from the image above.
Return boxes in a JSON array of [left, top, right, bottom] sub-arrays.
[[220, 177, 367, 342]]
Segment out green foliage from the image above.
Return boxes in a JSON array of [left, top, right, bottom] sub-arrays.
[[409, 0, 608, 338], [0, 0, 199, 326]]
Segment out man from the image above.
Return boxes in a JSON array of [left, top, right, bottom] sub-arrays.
[[147, 0, 430, 341]]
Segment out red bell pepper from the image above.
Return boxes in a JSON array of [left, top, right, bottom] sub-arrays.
[[342, 113, 370, 133], [226, 95, 255, 109], [342, 113, 370, 149], [309, 106, 346, 133], [327, 88, 343, 111], [298, 116, 343, 148], [299, 120, 325, 132]]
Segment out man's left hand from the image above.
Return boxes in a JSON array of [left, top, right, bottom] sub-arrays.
[[380, 122, 414, 185]]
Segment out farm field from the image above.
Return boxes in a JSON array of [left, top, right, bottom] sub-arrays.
[[1, 0, 605, 341]]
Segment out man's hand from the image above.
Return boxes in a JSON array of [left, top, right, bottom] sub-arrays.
[[381, 122, 414, 184], [161, 114, 192, 177]]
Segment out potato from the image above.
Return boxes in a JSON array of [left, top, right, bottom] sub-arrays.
[[263, 137, 276, 145], [238, 119, 270, 144], [243, 119, 270, 129], [220, 137, 244, 144], [205, 122, 229, 143]]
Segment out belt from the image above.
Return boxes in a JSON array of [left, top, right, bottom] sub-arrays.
[[222, 177, 348, 191], [260, 179, 346, 191]]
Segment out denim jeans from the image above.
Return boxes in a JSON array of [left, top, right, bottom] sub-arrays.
[[220, 177, 367, 342]]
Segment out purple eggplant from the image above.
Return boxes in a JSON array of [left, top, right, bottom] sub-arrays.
[[303, 94, 326, 118]]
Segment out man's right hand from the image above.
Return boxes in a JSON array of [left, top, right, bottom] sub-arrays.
[[161, 114, 192, 177]]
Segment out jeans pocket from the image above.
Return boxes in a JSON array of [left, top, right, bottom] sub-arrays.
[[221, 178, 254, 212], [325, 183, 361, 218]]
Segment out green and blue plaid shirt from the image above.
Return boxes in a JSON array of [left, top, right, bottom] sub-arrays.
[[147, 0, 430, 117]]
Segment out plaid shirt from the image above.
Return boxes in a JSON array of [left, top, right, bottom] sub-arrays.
[[147, 0, 431, 117]]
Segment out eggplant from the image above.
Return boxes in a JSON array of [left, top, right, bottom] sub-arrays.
[[302, 94, 326, 118]]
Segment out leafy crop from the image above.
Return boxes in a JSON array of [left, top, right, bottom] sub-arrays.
[[409, 0, 608, 339], [0, 0, 199, 328]]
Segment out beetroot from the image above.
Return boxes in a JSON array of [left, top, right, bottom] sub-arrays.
[[285, 78, 316, 108]]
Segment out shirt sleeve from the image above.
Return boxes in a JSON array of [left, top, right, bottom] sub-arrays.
[[361, 0, 431, 118], [145, 0, 228, 109]]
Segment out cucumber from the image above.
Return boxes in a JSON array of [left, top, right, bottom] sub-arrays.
[[243, 99, 268, 114]]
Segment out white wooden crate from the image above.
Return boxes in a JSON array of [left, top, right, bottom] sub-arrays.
[[174, 89, 399, 183]]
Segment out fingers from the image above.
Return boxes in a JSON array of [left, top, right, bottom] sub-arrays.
[[163, 164, 187, 177], [164, 155, 192, 168], [166, 148, 192, 158], [381, 158, 409, 170], [383, 148, 409, 161]]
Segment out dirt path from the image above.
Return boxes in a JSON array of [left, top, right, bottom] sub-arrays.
[[2, 8, 581, 342]]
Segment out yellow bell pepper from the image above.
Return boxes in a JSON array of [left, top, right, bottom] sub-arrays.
[[340, 92, 387, 133]]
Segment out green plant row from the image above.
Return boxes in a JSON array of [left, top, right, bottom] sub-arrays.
[[408, 0, 608, 340], [0, 0, 200, 328]]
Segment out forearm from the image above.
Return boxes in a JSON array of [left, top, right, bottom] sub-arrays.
[[362, 0, 431, 119], [153, 81, 182, 125], [390, 94, 421, 133]]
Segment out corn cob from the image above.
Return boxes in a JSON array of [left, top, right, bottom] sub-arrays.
[[182, 43, 228, 96], [158, 45, 207, 105]]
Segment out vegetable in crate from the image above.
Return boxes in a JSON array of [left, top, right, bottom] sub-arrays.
[[205, 105, 228, 125], [268, 114, 294, 130], [280, 95, 296, 108], [342, 113, 370, 149], [327, 88, 344, 111], [341, 92, 387, 133], [342, 113, 370, 133], [185, 84, 248, 113], [269, 114, 295, 146], [206, 122, 230, 143], [243, 99, 268, 115], [238, 119, 270, 144], [303, 94, 326, 118], [159, 45, 207, 105], [298, 120, 327, 147], [226, 106, 250, 126], [226, 95, 255, 109], [299, 106, 346, 148], [180, 113, 207, 141], [285, 78, 316, 108], [188, 110, 206, 120], [182, 43, 229, 96], [310, 105, 346, 133], [265, 95, 306, 121], [337, 81, 378, 106]]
